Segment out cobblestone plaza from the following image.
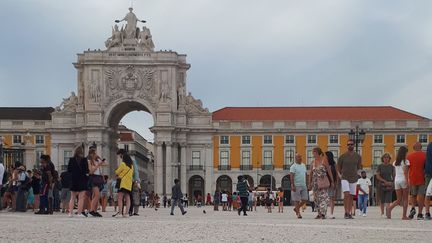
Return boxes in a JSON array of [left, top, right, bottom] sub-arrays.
[[1, 206, 432, 243]]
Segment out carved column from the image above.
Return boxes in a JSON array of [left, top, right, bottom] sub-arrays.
[[155, 142, 164, 195], [165, 142, 172, 196], [180, 143, 187, 194]]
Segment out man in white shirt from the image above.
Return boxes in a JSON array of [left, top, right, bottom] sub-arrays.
[[357, 171, 372, 217]]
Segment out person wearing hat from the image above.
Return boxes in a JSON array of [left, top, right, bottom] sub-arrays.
[[356, 170, 372, 217]]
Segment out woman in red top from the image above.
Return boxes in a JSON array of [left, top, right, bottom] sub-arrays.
[[206, 193, 212, 205]]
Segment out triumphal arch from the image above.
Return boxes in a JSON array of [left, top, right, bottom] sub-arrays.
[[50, 8, 214, 195]]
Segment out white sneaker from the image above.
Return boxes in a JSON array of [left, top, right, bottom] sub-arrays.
[[362, 213, 366, 217], [68, 213, 73, 218]]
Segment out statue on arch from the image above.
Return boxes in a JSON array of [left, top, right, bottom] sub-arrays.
[[56, 92, 78, 112], [138, 26, 155, 51], [116, 7, 145, 39], [105, 24, 123, 49]]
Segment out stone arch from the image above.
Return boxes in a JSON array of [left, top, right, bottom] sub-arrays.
[[216, 175, 233, 193], [259, 174, 276, 190], [188, 175, 205, 204], [104, 99, 156, 129]]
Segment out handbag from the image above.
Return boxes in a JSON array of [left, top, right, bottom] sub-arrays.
[[317, 175, 330, 189], [89, 174, 104, 187]]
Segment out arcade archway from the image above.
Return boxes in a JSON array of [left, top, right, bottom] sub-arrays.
[[216, 175, 233, 193]]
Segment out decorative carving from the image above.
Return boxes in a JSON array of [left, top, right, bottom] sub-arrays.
[[56, 92, 78, 112], [177, 79, 186, 106], [90, 80, 101, 103], [104, 65, 156, 106], [159, 76, 171, 103], [185, 92, 209, 114]]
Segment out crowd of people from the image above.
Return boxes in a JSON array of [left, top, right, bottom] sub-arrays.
[[1, 141, 432, 221]]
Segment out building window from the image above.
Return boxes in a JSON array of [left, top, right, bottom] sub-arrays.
[[329, 135, 338, 144], [374, 134, 383, 144], [35, 135, 44, 144], [241, 151, 251, 165], [396, 134, 405, 144], [124, 144, 129, 152], [328, 149, 339, 162], [241, 135, 251, 145], [285, 135, 295, 144], [419, 134, 428, 144], [373, 150, 383, 167], [284, 148, 295, 165], [220, 136, 229, 145], [307, 149, 314, 166], [220, 151, 229, 165], [35, 150, 44, 169], [63, 150, 73, 166], [307, 135, 317, 144], [263, 135, 272, 144], [192, 151, 201, 165], [263, 150, 273, 165], [13, 135, 22, 144]]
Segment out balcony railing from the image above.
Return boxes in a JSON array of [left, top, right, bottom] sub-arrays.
[[189, 165, 203, 171], [283, 164, 291, 170], [218, 165, 231, 170], [261, 164, 274, 170], [240, 164, 253, 170]]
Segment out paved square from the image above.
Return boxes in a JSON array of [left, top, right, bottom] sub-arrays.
[[1, 206, 432, 242]]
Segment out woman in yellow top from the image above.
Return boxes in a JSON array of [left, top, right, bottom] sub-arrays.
[[113, 154, 134, 218]]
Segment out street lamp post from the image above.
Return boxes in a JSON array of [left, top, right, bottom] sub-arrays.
[[348, 126, 366, 154], [0, 136, 4, 164]]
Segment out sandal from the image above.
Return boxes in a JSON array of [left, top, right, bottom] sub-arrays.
[[314, 214, 322, 219], [112, 212, 120, 218]]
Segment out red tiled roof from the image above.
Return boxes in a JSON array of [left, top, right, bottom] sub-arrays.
[[212, 106, 429, 121]]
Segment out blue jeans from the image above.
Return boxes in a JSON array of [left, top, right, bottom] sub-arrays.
[[170, 198, 185, 214], [358, 194, 368, 214]]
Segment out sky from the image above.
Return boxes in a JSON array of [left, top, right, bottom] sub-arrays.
[[0, 0, 431, 141]]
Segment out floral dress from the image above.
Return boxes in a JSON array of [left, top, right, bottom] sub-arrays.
[[312, 161, 330, 217]]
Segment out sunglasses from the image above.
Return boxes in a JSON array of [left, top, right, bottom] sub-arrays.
[[347, 143, 354, 146]]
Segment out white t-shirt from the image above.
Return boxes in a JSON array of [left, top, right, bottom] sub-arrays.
[[221, 193, 228, 202], [0, 163, 4, 186], [393, 160, 409, 182], [357, 177, 371, 195]]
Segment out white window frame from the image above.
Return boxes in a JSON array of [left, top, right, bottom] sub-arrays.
[[220, 150, 229, 166], [328, 134, 339, 145], [63, 150, 73, 166], [263, 135, 273, 145], [419, 134, 428, 144], [241, 135, 251, 145], [241, 150, 251, 165], [307, 149, 314, 165], [192, 151, 201, 166], [396, 134, 406, 144], [220, 136, 229, 145], [263, 150, 273, 165], [284, 148, 295, 165], [285, 135, 295, 144], [35, 135, 45, 144], [373, 149, 383, 166], [13, 135, 22, 144], [307, 135, 317, 144], [373, 134, 383, 144]]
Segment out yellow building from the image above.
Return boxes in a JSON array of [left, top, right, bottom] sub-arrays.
[[211, 106, 431, 196], [0, 107, 53, 170]]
